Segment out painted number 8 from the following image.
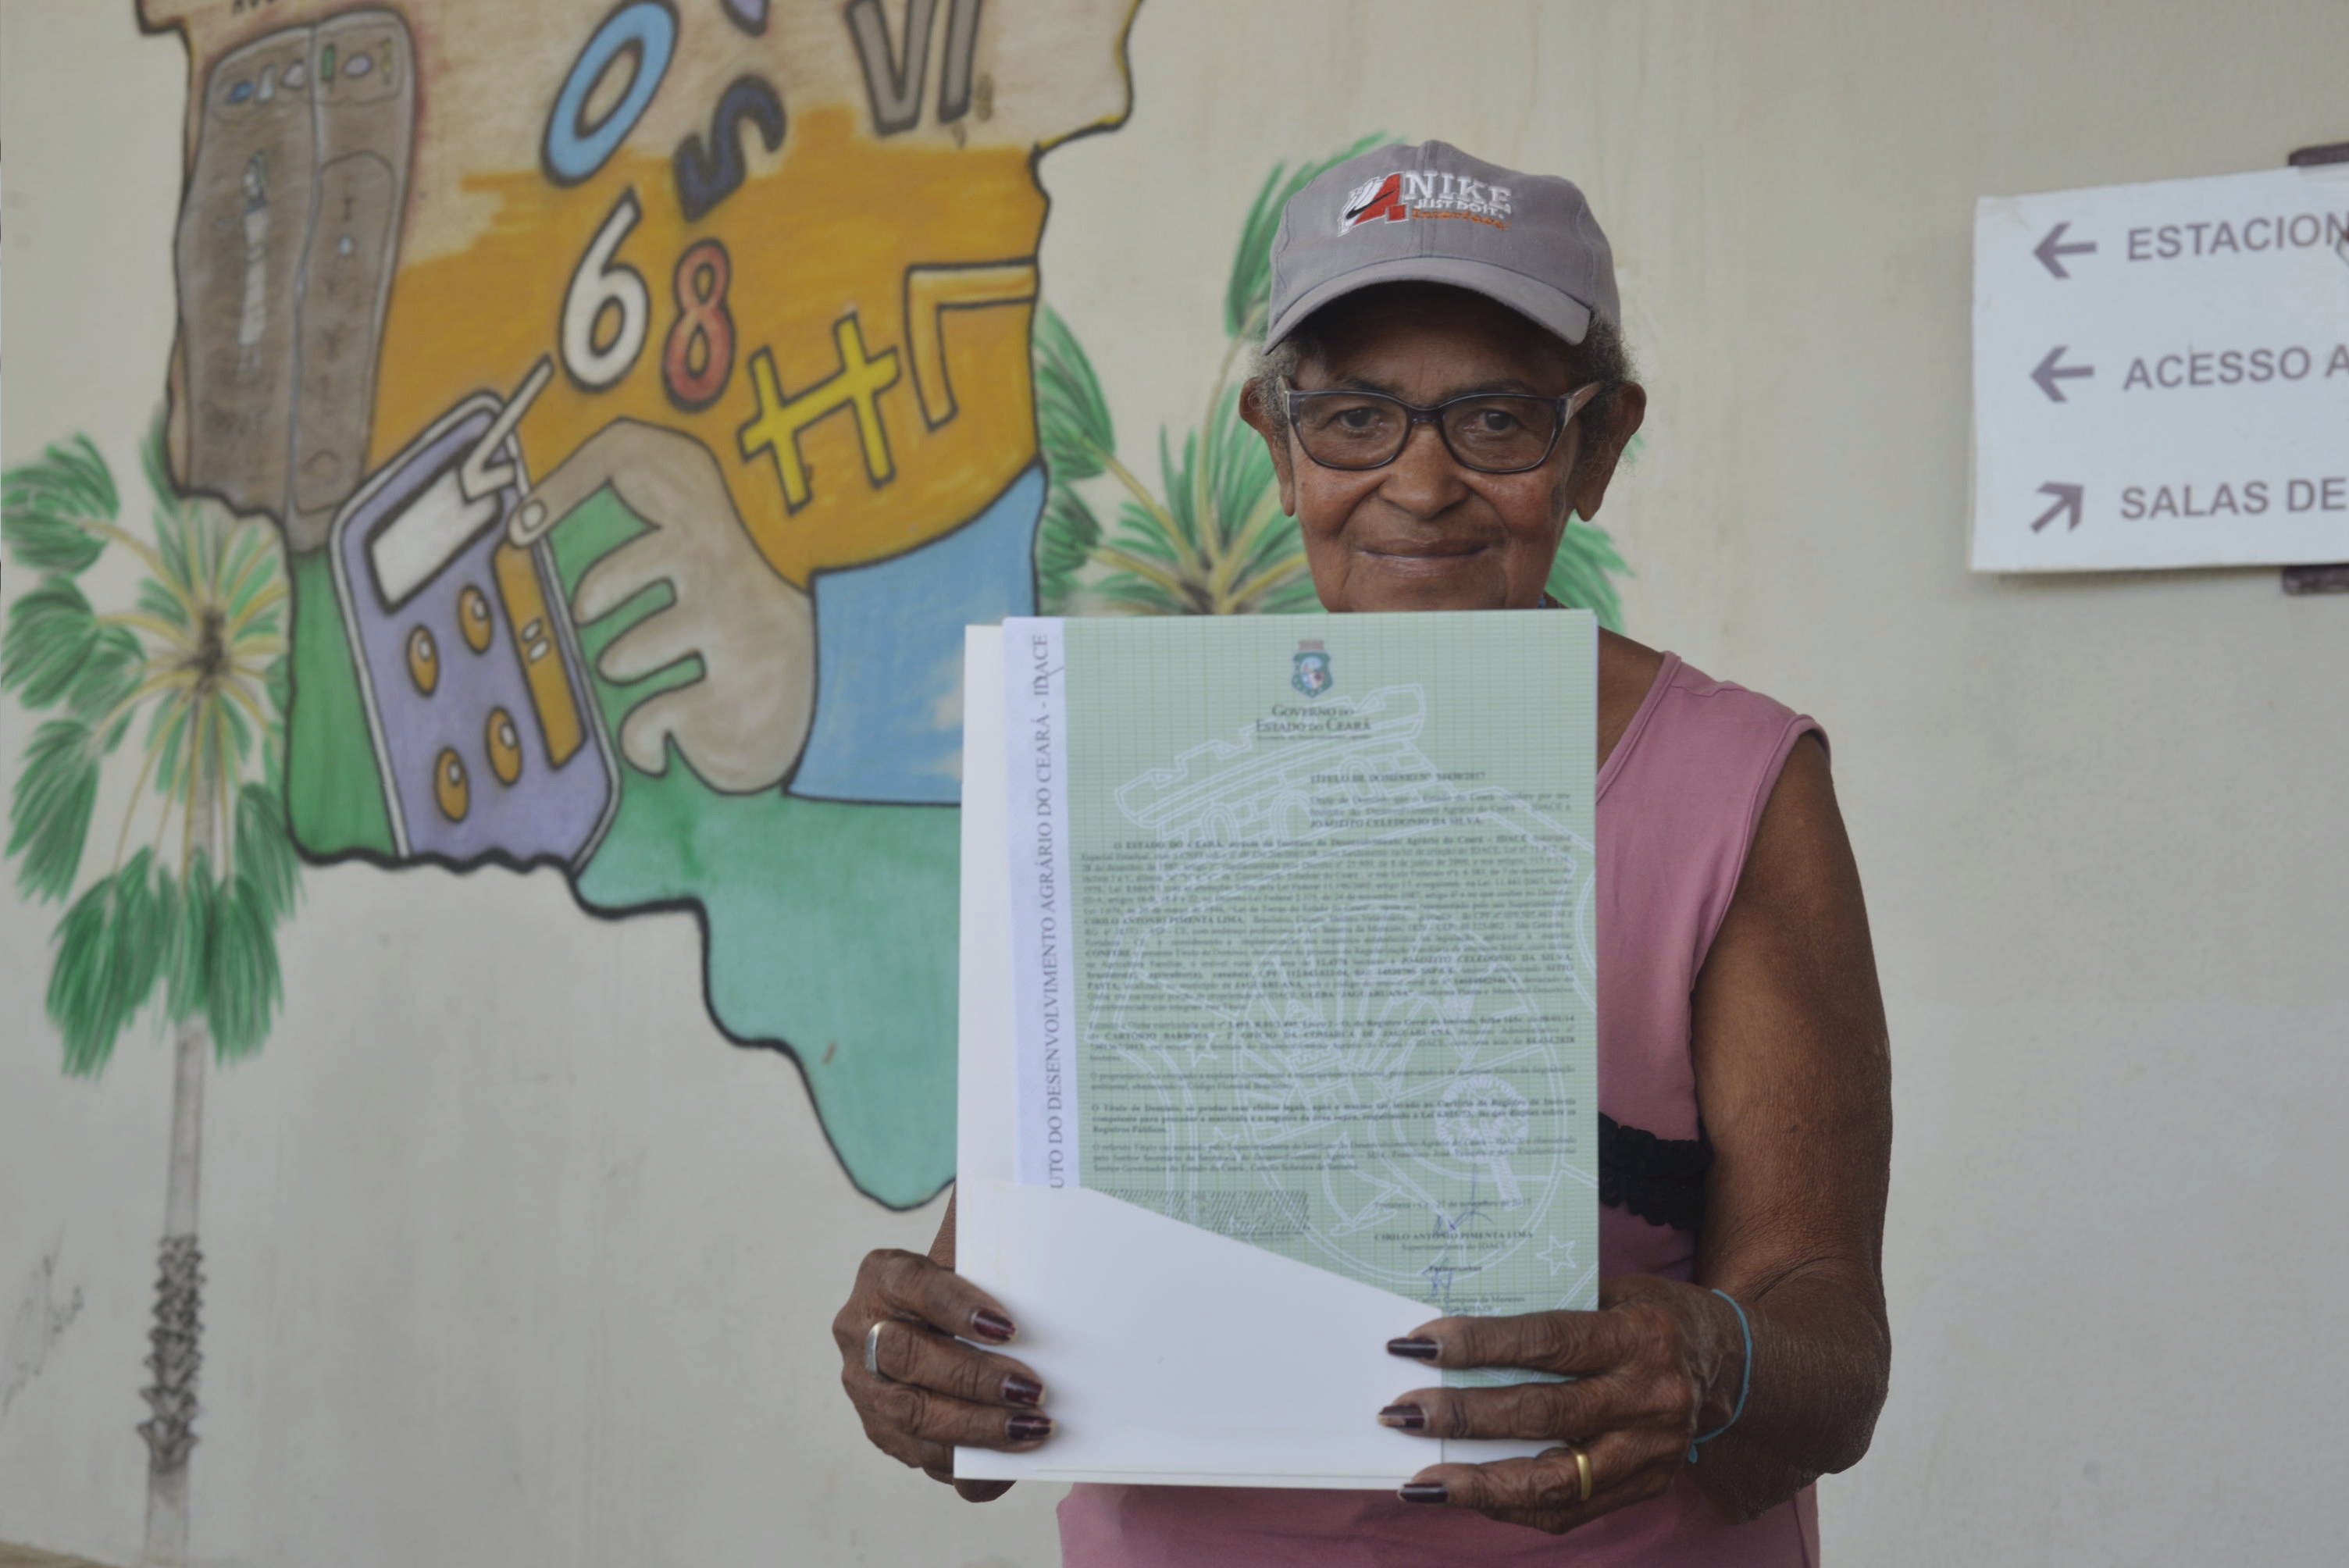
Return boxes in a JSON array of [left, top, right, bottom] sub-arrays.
[[663, 241, 736, 411], [561, 191, 651, 390]]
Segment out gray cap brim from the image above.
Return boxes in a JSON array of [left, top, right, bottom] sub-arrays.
[[1264, 254, 1596, 352]]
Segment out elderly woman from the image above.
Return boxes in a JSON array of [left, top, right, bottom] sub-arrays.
[[833, 142, 1891, 1564]]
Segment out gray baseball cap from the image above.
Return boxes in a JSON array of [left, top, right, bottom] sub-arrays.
[[1265, 141, 1620, 351]]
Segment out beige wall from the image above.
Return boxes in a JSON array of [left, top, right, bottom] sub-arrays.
[[5, 1, 2346, 1563]]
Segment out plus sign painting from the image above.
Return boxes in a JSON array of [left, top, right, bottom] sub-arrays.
[[1, 5, 1631, 1559]]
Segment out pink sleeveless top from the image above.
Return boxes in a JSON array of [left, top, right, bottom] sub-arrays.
[[1057, 654, 1826, 1566]]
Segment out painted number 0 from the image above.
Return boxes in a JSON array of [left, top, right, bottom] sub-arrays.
[[544, 1, 679, 186], [561, 191, 651, 390], [663, 241, 736, 410]]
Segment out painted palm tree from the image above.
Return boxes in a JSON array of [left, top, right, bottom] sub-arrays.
[[1034, 137, 1631, 628], [2, 419, 299, 1565]]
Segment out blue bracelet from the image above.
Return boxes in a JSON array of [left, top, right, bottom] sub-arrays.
[[1686, 1288, 1752, 1464]]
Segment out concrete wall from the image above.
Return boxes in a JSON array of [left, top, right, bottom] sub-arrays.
[[5, 1, 2345, 1563]]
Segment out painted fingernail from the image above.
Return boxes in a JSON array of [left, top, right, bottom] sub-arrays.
[[972, 1310, 1018, 1342], [1004, 1374, 1045, 1407], [1378, 1404, 1425, 1431], [1386, 1337, 1441, 1361], [1398, 1482, 1449, 1505], [1007, 1413, 1053, 1442]]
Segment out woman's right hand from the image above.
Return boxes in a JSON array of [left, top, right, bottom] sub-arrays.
[[833, 1242, 1053, 1502]]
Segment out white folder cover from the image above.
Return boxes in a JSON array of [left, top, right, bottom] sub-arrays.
[[955, 627, 1549, 1487]]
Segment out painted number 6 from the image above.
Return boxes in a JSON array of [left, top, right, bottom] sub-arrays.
[[561, 190, 651, 390]]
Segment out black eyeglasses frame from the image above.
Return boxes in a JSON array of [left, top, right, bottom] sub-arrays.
[[1281, 383, 1606, 475]]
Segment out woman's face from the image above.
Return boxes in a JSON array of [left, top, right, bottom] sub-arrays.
[[1244, 283, 1644, 614]]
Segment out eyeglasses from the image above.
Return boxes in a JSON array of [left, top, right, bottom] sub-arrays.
[[1283, 383, 1604, 475]]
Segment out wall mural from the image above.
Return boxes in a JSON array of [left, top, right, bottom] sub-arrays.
[[2, 3, 1629, 1560], [139, 0, 1142, 1219]]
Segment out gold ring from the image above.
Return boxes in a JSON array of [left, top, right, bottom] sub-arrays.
[[1569, 1442, 1593, 1503]]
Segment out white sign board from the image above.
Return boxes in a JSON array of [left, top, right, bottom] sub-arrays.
[[1973, 163, 2349, 572]]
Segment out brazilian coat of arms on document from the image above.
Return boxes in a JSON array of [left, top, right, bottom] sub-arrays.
[[1292, 639, 1333, 698]]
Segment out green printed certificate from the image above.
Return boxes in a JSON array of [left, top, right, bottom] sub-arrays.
[[1003, 612, 1598, 1324]]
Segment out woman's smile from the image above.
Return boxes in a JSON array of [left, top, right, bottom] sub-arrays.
[[1363, 534, 1491, 559], [1362, 535, 1503, 572]]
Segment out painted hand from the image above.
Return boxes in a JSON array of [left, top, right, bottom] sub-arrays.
[[519, 419, 813, 793], [1378, 1275, 1746, 1535]]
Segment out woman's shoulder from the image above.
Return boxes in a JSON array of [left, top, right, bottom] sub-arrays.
[[1595, 629, 1670, 768], [1596, 627, 1670, 715], [1601, 629, 1809, 719], [1598, 629, 1820, 781]]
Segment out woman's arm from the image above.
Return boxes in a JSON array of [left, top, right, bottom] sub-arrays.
[[1378, 734, 1891, 1533], [1681, 732, 1892, 1516]]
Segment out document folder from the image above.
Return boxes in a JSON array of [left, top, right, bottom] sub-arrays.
[[955, 626, 1551, 1487]]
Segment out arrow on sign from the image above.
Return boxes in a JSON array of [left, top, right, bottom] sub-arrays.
[[457, 355, 555, 503], [2033, 221, 2097, 279], [2030, 483, 2084, 532], [2030, 345, 2094, 403]]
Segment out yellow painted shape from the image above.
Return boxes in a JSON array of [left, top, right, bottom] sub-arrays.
[[493, 540, 585, 768], [369, 106, 1043, 589], [736, 314, 900, 512], [905, 261, 1040, 428], [458, 584, 495, 653], [433, 747, 470, 821], [405, 623, 439, 695], [485, 707, 525, 786]]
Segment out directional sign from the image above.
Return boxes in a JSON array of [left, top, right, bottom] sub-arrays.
[[1973, 163, 2349, 572]]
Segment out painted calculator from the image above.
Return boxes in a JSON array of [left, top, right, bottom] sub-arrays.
[[329, 395, 618, 868]]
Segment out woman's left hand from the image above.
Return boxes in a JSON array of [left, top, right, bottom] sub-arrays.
[[1378, 1275, 1745, 1536]]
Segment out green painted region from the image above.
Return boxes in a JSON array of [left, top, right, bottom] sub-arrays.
[[287, 550, 396, 857], [550, 491, 957, 1208]]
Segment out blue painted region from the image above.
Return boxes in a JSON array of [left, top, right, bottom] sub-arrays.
[[790, 464, 1043, 805], [544, 1, 677, 185]]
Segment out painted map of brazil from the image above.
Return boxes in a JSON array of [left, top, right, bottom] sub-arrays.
[[137, 0, 1139, 1207]]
